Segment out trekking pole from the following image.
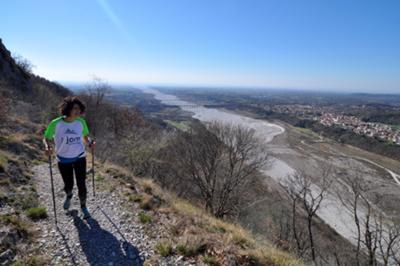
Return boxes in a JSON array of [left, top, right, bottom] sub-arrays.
[[91, 140, 96, 197], [48, 155, 57, 224]]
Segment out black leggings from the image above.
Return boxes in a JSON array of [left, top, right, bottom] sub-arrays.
[[58, 157, 87, 208]]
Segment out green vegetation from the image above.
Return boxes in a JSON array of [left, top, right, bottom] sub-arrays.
[[25, 207, 47, 220], [294, 126, 320, 139], [128, 193, 143, 203], [165, 120, 189, 131], [155, 242, 173, 257], [138, 211, 152, 224], [95, 174, 105, 182], [203, 255, 218, 265], [175, 243, 189, 256]]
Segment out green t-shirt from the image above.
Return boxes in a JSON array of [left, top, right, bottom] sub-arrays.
[[44, 116, 89, 162]]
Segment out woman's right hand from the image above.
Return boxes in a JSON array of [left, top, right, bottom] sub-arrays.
[[45, 147, 53, 156]]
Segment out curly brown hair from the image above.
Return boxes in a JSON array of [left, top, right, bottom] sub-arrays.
[[58, 96, 86, 116]]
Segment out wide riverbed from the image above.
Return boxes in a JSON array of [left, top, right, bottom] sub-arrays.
[[141, 87, 398, 251]]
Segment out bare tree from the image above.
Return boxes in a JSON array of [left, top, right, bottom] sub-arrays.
[[338, 166, 400, 266], [165, 122, 270, 218], [363, 198, 379, 266], [82, 77, 111, 137], [13, 54, 35, 74], [78, 77, 148, 165], [376, 217, 400, 266], [208, 122, 270, 217], [122, 126, 167, 176], [338, 170, 369, 266], [285, 164, 333, 263], [287, 190, 309, 258], [31, 83, 61, 122]]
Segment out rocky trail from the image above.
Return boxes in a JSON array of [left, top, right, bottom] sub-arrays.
[[33, 162, 155, 266]]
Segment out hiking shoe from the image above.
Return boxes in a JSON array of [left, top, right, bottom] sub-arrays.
[[63, 196, 72, 210], [81, 207, 91, 219]]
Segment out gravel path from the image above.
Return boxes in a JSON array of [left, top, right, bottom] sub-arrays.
[[32, 162, 155, 266]]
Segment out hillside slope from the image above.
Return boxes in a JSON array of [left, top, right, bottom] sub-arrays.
[[0, 39, 301, 265], [29, 159, 301, 265]]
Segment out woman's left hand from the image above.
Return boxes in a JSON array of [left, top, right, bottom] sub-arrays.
[[89, 140, 96, 150]]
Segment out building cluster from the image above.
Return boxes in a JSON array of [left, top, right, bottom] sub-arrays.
[[319, 113, 400, 145], [269, 104, 325, 116]]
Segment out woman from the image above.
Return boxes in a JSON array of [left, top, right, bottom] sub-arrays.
[[43, 96, 95, 219]]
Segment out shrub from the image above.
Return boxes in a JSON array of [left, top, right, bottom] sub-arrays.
[[176, 238, 207, 257], [155, 242, 173, 257], [25, 207, 47, 220], [138, 212, 152, 224], [176, 243, 188, 255]]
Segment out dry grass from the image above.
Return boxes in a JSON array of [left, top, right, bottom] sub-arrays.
[[0, 150, 10, 172], [6, 133, 27, 143], [155, 242, 173, 257], [168, 198, 302, 266], [138, 178, 163, 196], [0, 214, 33, 239], [128, 193, 143, 203], [139, 194, 161, 210], [101, 162, 302, 265], [11, 255, 48, 266]]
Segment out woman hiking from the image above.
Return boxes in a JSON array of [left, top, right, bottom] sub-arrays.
[[43, 96, 95, 219]]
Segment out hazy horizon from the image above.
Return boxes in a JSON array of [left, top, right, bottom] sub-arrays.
[[2, 0, 400, 93], [63, 81, 400, 95]]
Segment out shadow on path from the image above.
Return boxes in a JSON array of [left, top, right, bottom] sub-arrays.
[[70, 210, 142, 266], [56, 226, 78, 266]]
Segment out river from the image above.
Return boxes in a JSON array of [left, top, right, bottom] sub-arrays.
[[141, 87, 398, 256]]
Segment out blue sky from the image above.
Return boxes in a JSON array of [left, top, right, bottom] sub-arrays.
[[1, 0, 400, 92]]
